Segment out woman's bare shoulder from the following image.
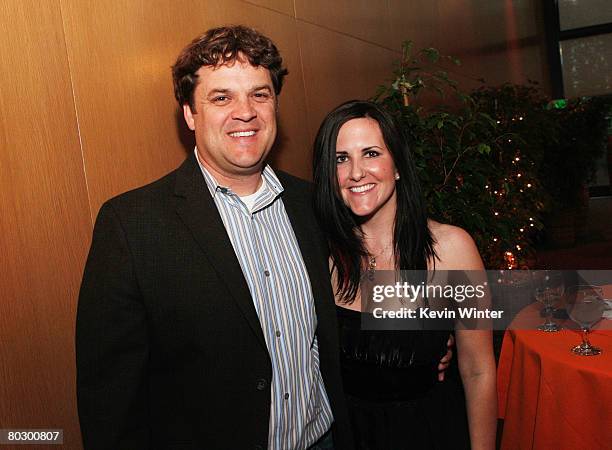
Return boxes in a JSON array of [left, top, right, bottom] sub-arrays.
[[429, 220, 473, 245], [428, 220, 484, 270]]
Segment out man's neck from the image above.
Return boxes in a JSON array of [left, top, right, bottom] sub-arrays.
[[196, 149, 263, 196]]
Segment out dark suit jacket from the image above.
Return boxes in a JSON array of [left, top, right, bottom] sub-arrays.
[[76, 153, 353, 450]]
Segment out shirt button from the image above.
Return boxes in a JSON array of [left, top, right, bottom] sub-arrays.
[[256, 378, 267, 391], [264, 270, 270, 277], [275, 330, 281, 337], [284, 392, 289, 400]]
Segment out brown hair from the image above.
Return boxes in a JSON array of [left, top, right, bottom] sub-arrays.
[[172, 25, 288, 110]]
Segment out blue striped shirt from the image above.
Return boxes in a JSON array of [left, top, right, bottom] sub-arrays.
[[195, 150, 333, 450]]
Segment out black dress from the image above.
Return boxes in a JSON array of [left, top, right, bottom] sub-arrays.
[[336, 306, 471, 450]]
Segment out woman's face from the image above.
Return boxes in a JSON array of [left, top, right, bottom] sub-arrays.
[[335, 117, 398, 219]]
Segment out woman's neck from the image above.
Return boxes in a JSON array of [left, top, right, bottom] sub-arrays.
[[361, 204, 396, 260], [363, 194, 395, 233]]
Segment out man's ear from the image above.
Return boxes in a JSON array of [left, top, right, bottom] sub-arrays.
[[183, 104, 196, 131]]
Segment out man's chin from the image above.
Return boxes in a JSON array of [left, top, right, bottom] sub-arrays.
[[228, 154, 271, 173], [231, 159, 267, 173]]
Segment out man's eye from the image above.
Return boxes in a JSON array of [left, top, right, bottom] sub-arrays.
[[336, 155, 348, 164], [253, 92, 271, 101], [212, 96, 229, 103]]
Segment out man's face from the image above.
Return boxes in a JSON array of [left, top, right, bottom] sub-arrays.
[[183, 58, 277, 182]]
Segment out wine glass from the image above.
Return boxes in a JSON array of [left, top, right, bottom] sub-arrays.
[[533, 271, 564, 332], [566, 285, 606, 356]]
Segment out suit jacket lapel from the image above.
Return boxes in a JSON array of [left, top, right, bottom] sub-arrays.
[[174, 154, 267, 349]]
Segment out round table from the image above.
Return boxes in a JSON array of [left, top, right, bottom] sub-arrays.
[[497, 302, 612, 450]]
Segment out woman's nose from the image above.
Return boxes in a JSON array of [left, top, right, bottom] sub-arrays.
[[349, 160, 366, 181]]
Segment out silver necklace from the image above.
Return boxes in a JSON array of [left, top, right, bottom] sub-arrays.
[[366, 242, 393, 277]]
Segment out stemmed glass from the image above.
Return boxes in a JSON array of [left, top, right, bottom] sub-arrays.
[[566, 285, 606, 356], [533, 271, 564, 332]]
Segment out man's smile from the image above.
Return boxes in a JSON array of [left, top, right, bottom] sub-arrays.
[[228, 130, 257, 137]]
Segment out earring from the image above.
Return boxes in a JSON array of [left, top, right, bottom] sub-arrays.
[[395, 173, 400, 180]]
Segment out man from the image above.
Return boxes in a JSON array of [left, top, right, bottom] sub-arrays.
[[76, 26, 352, 450]]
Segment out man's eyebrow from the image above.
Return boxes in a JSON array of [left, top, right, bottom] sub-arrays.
[[207, 88, 231, 95], [251, 84, 273, 92]]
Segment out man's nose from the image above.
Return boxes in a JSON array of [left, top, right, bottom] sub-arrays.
[[232, 97, 257, 121]]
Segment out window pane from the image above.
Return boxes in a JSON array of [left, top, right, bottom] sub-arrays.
[[559, 0, 612, 30], [561, 33, 612, 97]]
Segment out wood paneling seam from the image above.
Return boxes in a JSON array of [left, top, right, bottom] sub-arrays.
[[293, 16, 312, 165], [240, 0, 295, 18], [294, 17, 401, 54], [57, 0, 94, 229]]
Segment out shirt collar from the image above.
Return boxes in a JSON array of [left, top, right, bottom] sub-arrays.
[[193, 147, 284, 199]]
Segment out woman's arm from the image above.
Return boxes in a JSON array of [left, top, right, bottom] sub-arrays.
[[456, 329, 497, 450], [431, 222, 497, 450]]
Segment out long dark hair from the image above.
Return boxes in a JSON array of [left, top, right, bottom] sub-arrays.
[[313, 100, 436, 303]]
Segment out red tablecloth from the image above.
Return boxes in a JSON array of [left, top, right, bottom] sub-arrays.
[[497, 303, 612, 450]]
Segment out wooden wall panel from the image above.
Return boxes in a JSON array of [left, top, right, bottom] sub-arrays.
[[388, 0, 440, 50], [0, 0, 91, 448], [295, 0, 393, 49], [435, 0, 550, 93], [62, 0, 311, 213], [221, 0, 311, 179], [242, 0, 295, 17], [60, 0, 225, 218], [297, 21, 397, 144]]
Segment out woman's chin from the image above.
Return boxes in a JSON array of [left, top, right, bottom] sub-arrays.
[[349, 208, 377, 223], [349, 206, 373, 216]]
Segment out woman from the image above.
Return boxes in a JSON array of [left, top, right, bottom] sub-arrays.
[[313, 100, 496, 450]]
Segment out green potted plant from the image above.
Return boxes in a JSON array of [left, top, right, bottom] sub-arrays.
[[374, 42, 546, 268], [472, 84, 555, 252]]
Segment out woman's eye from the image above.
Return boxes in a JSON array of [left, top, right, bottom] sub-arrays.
[[336, 155, 348, 164], [365, 150, 380, 158]]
